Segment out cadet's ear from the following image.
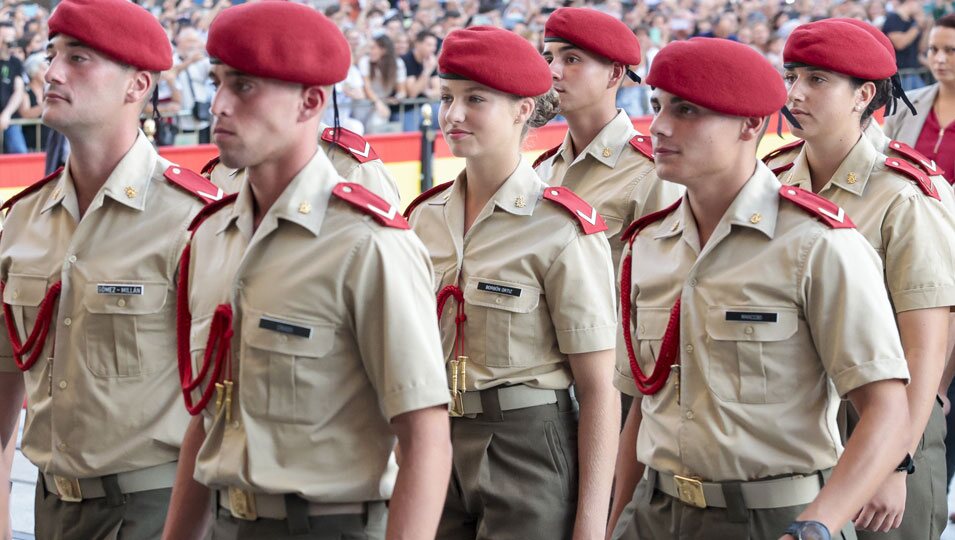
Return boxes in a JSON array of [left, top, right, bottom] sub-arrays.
[[299, 85, 327, 122], [738, 115, 766, 142], [126, 70, 154, 106]]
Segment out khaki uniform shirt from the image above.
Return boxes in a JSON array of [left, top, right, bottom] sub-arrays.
[[614, 163, 909, 482], [864, 121, 955, 211], [0, 132, 200, 477], [407, 159, 617, 390], [208, 124, 400, 206], [187, 149, 448, 502], [781, 136, 955, 313], [534, 110, 684, 268]]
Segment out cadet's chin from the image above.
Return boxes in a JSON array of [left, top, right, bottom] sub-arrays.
[[216, 151, 247, 170]]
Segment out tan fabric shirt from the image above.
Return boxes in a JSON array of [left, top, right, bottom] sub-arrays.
[[187, 149, 448, 502], [614, 162, 909, 482], [780, 135, 955, 313], [0, 132, 200, 478], [864, 121, 955, 211], [534, 110, 684, 268], [208, 124, 400, 206], [407, 159, 617, 390]]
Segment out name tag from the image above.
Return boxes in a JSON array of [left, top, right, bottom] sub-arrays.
[[725, 311, 777, 323], [96, 284, 144, 296], [477, 282, 522, 297], [259, 316, 312, 338]]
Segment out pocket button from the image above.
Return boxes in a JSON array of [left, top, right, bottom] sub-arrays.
[[117, 299, 126, 307]]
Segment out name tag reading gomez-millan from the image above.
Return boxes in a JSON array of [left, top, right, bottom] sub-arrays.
[[96, 284, 145, 295], [259, 316, 313, 338], [725, 311, 778, 323]]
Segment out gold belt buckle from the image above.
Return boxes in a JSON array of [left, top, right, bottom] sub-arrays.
[[448, 355, 467, 417], [673, 475, 707, 508], [228, 487, 258, 520], [52, 475, 82, 502]]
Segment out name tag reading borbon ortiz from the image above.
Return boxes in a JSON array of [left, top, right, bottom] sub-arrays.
[[477, 282, 522, 297], [97, 283, 145, 296], [259, 316, 313, 339]]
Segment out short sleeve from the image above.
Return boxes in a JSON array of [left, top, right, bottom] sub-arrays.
[[543, 231, 617, 355], [348, 229, 449, 420], [802, 228, 909, 397]]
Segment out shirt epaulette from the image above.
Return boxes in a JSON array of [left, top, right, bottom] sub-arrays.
[[332, 182, 409, 229], [187, 193, 239, 232], [628, 134, 654, 161], [886, 140, 946, 178], [778, 185, 856, 228], [884, 157, 940, 201], [772, 162, 795, 176], [532, 144, 561, 169], [164, 165, 226, 204], [542, 186, 608, 235], [621, 198, 683, 242], [200, 156, 220, 177], [403, 181, 453, 219], [1, 167, 63, 213], [322, 127, 380, 164], [761, 139, 805, 164]]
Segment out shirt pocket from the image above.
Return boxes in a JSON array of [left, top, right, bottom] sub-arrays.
[[633, 307, 670, 376], [463, 277, 541, 368], [3, 273, 50, 344], [704, 306, 798, 404], [240, 310, 336, 424], [83, 280, 170, 378]]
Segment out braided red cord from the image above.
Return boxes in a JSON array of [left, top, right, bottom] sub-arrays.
[[620, 234, 682, 395], [1, 280, 62, 371], [437, 284, 467, 358]]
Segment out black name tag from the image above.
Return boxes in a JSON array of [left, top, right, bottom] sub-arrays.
[[725, 311, 777, 323], [477, 282, 522, 297], [96, 284, 144, 296], [259, 316, 312, 338]]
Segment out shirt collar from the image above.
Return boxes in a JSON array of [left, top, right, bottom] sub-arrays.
[[222, 149, 338, 237], [491, 158, 544, 216], [556, 109, 636, 169], [784, 135, 877, 197]]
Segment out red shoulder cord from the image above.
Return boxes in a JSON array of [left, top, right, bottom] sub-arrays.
[[436, 284, 466, 358], [0, 280, 62, 371], [175, 244, 234, 415], [620, 233, 682, 395]]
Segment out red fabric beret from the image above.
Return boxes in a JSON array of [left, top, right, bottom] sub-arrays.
[[646, 38, 786, 117], [784, 20, 896, 80], [438, 26, 552, 97], [828, 17, 897, 63], [207, 1, 350, 86], [48, 0, 172, 71], [544, 7, 641, 66]]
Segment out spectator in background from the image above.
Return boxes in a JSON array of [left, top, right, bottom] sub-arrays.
[[359, 34, 406, 132], [401, 30, 439, 131], [172, 26, 212, 143], [884, 0, 931, 90], [0, 22, 25, 154], [17, 52, 47, 152], [394, 30, 411, 57], [324, 26, 369, 134], [617, 25, 656, 116]]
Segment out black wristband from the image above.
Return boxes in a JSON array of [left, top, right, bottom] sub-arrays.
[[785, 520, 831, 540]]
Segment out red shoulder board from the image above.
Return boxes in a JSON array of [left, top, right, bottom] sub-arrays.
[[532, 144, 561, 169], [542, 186, 608, 235], [621, 198, 683, 243], [1, 167, 63, 213], [333, 182, 409, 229], [761, 139, 805, 164], [322, 127, 379, 164], [886, 140, 946, 178], [779, 186, 856, 229], [403, 181, 453, 219], [771, 162, 794, 176], [164, 166, 226, 204], [628, 134, 654, 161], [187, 193, 238, 232], [200, 155, 220, 176], [884, 157, 940, 201]]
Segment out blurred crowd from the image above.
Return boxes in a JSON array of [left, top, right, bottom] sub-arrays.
[[1, 0, 954, 153]]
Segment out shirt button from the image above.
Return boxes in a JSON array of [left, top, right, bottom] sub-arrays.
[[688, 278, 698, 287], [230, 421, 240, 429], [63, 317, 72, 326], [117, 299, 126, 307], [495, 297, 502, 304], [237, 280, 245, 288], [57, 442, 67, 450], [58, 380, 67, 390], [685, 344, 694, 353], [11, 290, 18, 299], [67, 255, 77, 264], [744, 326, 754, 335], [639, 324, 646, 334], [686, 410, 695, 420]]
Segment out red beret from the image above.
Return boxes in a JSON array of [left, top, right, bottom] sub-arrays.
[[827, 18, 897, 64], [544, 8, 641, 66], [646, 38, 786, 117], [207, 2, 350, 86], [48, 0, 172, 72], [784, 20, 896, 80], [438, 26, 551, 97]]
